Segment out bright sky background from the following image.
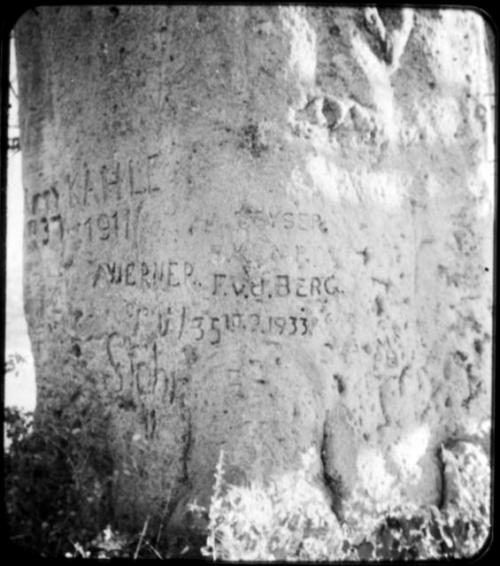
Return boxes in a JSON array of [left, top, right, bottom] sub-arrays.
[[5, 39, 36, 411]]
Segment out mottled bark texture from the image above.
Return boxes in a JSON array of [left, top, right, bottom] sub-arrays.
[[15, 5, 493, 549]]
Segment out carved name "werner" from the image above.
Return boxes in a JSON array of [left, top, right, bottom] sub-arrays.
[[92, 260, 194, 289]]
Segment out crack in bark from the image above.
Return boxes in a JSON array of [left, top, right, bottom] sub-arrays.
[[320, 426, 344, 519]]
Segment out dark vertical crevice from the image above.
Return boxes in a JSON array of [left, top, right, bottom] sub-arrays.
[[320, 424, 344, 520]]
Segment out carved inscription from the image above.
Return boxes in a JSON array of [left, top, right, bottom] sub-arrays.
[[106, 333, 172, 398], [26, 152, 162, 251], [68, 206, 135, 244], [82, 208, 131, 241], [27, 215, 64, 249], [31, 184, 60, 214], [67, 153, 161, 208], [235, 205, 329, 233], [187, 209, 329, 236], [157, 308, 317, 343], [93, 260, 194, 289], [64, 204, 144, 249], [124, 303, 318, 344], [26, 185, 64, 250], [212, 273, 343, 298], [106, 332, 175, 439], [92, 263, 343, 298]]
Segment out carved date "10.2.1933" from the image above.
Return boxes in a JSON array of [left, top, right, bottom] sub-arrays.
[[126, 304, 317, 344], [158, 309, 316, 343]]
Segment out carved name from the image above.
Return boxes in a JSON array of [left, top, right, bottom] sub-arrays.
[[212, 273, 342, 298], [93, 260, 194, 289], [105, 333, 175, 439], [66, 152, 162, 208], [235, 205, 329, 233]]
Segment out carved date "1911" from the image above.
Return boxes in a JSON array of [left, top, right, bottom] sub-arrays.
[[83, 208, 130, 242]]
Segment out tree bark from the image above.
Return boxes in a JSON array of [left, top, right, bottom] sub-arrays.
[[15, 5, 494, 550]]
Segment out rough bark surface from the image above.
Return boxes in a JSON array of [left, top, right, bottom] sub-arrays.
[[15, 5, 493, 546]]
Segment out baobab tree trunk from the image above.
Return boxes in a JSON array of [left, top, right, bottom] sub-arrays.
[[15, 5, 493, 551]]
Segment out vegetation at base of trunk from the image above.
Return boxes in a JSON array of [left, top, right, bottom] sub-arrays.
[[4, 405, 170, 558], [5, 402, 490, 560], [189, 446, 490, 561], [5, 404, 103, 556], [4, 356, 490, 560]]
